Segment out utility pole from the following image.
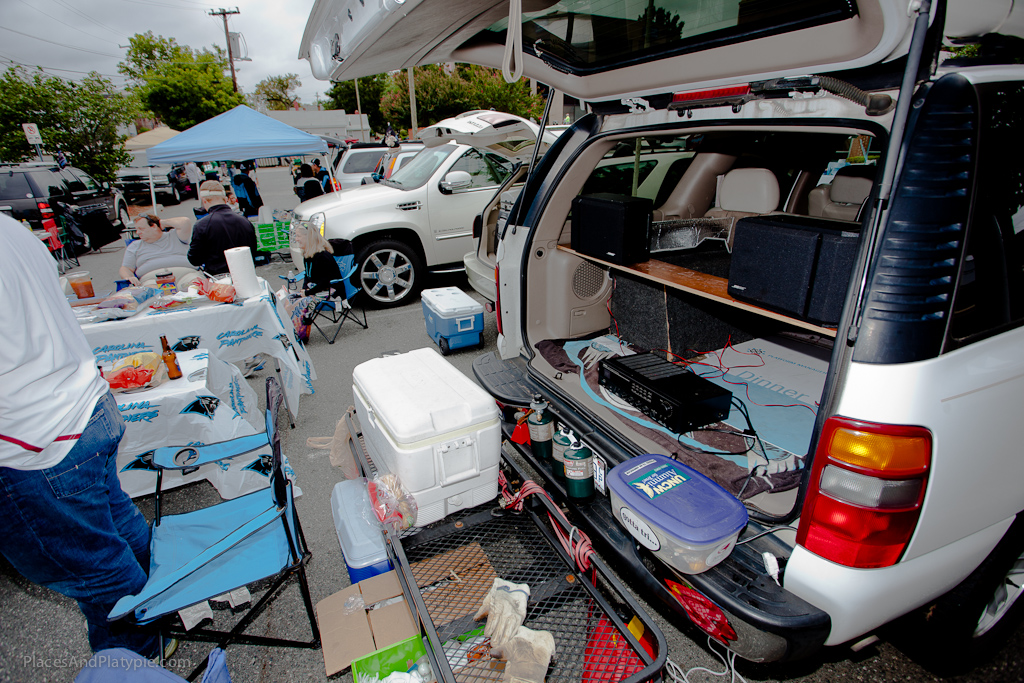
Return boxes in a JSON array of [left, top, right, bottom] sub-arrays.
[[210, 7, 240, 92]]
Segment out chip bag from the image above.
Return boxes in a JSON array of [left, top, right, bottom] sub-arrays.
[[105, 352, 169, 391], [195, 278, 237, 303]]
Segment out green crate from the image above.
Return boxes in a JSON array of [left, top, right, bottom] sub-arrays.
[[255, 222, 290, 251], [351, 635, 427, 683]]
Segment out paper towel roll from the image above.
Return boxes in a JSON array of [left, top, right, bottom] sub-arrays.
[[224, 247, 261, 299]]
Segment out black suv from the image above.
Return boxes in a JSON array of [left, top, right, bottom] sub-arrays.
[[0, 163, 130, 234]]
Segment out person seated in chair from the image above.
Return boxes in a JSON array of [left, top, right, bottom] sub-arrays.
[[283, 225, 342, 342], [119, 215, 201, 288]]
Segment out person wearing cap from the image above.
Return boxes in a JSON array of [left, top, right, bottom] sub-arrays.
[[119, 214, 198, 287], [187, 179, 258, 275]]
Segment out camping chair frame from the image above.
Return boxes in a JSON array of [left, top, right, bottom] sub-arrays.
[[308, 250, 368, 344], [110, 378, 320, 681]]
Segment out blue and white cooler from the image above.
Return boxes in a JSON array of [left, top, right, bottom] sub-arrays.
[[330, 479, 392, 583], [608, 454, 748, 574], [421, 287, 484, 355]]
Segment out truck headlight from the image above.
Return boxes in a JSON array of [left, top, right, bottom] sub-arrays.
[[310, 212, 325, 236]]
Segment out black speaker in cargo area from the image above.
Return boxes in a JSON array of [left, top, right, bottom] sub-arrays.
[[727, 215, 861, 325], [571, 193, 653, 265]]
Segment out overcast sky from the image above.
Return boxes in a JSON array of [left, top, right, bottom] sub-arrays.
[[0, 0, 332, 108]]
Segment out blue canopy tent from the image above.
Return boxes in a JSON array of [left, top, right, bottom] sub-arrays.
[[146, 105, 329, 164]]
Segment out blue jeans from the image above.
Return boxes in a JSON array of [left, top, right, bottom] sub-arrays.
[[0, 392, 159, 657]]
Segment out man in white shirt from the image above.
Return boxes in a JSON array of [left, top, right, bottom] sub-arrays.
[[0, 214, 159, 658]]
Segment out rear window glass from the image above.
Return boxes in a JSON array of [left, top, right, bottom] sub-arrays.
[[481, 0, 856, 74], [28, 171, 67, 198], [342, 150, 387, 174], [0, 173, 32, 200]]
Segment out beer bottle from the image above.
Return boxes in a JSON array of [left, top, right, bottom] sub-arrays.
[[160, 336, 183, 379]]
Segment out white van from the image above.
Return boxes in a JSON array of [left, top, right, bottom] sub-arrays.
[[302, 0, 1024, 670]]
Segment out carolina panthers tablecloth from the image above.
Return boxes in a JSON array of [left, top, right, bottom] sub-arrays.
[[80, 279, 315, 418], [114, 349, 271, 499]]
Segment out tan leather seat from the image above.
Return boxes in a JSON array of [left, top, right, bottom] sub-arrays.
[[808, 166, 874, 221], [704, 168, 780, 223], [652, 153, 736, 222]]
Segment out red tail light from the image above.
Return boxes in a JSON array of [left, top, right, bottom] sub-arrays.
[[669, 85, 751, 109], [37, 201, 53, 216], [796, 417, 931, 568], [494, 264, 503, 336]]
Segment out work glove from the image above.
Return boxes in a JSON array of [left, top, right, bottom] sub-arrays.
[[474, 578, 530, 647], [491, 625, 556, 683]]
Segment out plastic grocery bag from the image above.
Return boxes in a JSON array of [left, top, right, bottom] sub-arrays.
[[306, 406, 359, 479]]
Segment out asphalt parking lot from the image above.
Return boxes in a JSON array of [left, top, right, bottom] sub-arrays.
[[2, 165, 1022, 683]]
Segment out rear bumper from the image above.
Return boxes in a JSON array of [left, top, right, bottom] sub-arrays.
[[473, 352, 832, 663]]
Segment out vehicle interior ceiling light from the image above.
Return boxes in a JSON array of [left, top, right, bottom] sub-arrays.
[[503, 0, 524, 83]]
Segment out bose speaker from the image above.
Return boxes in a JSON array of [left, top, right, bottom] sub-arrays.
[[571, 193, 653, 265], [727, 215, 860, 325]]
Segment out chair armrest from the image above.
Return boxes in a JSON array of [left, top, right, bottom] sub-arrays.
[[150, 432, 270, 470]]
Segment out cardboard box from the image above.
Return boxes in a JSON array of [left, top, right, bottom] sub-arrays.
[[411, 542, 497, 628], [316, 570, 419, 677]]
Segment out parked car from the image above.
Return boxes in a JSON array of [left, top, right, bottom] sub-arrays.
[[362, 142, 424, 185], [115, 161, 187, 205], [0, 162, 130, 235], [291, 111, 558, 307], [303, 0, 1024, 671], [331, 142, 390, 190]]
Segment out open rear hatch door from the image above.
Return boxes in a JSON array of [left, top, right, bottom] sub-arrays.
[[303, 0, 944, 104]]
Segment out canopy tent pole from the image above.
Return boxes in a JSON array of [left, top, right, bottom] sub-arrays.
[[148, 167, 159, 217]]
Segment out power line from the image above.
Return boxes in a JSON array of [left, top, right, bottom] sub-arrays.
[[0, 26, 121, 58], [49, 0, 130, 40], [0, 56, 127, 80], [17, 0, 120, 47]]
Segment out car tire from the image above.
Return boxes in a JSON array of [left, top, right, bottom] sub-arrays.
[[117, 203, 131, 229], [899, 515, 1024, 673], [355, 239, 424, 308], [163, 186, 181, 206]]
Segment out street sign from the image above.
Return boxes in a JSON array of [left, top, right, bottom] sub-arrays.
[[22, 123, 42, 145]]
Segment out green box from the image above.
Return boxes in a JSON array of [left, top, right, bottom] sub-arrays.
[[255, 222, 290, 251], [351, 635, 427, 683]]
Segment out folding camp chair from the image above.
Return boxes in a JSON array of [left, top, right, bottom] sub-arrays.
[[308, 241, 368, 344], [108, 378, 320, 682]]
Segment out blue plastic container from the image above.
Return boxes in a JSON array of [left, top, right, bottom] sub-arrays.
[[607, 454, 748, 574], [421, 287, 484, 354], [330, 480, 392, 583]]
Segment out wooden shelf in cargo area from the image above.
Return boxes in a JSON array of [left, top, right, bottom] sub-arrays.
[[557, 245, 838, 338]]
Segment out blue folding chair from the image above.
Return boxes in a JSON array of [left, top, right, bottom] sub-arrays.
[[108, 378, 320, 682], [308, 243, 368, 344]]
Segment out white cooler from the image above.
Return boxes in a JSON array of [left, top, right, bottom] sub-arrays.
[[352, 347, 501, 526]]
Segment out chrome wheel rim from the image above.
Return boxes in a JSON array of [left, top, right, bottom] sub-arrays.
[[975, 552, 1024, 638], [360, 248, 415, 304], [119, 205, 131, 227]]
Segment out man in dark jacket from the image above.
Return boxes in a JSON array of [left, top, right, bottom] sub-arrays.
[[188, 180, 258, 275]]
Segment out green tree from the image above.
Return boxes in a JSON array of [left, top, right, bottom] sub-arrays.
[[380, 65, 544, 134], [0, 67, 136, 182], [253, 74, 301, 110], [119, 31, 191, 85], [325, 74, 388, 134], [119, 32, 244, 130]]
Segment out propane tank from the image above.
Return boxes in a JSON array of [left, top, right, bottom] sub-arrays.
[[552, 427, 573, 482], [527, 394, 553, 461], [564, 438, 595, 502]]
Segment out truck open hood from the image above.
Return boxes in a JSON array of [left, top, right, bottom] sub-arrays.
[[416, 110, 561, 162]]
